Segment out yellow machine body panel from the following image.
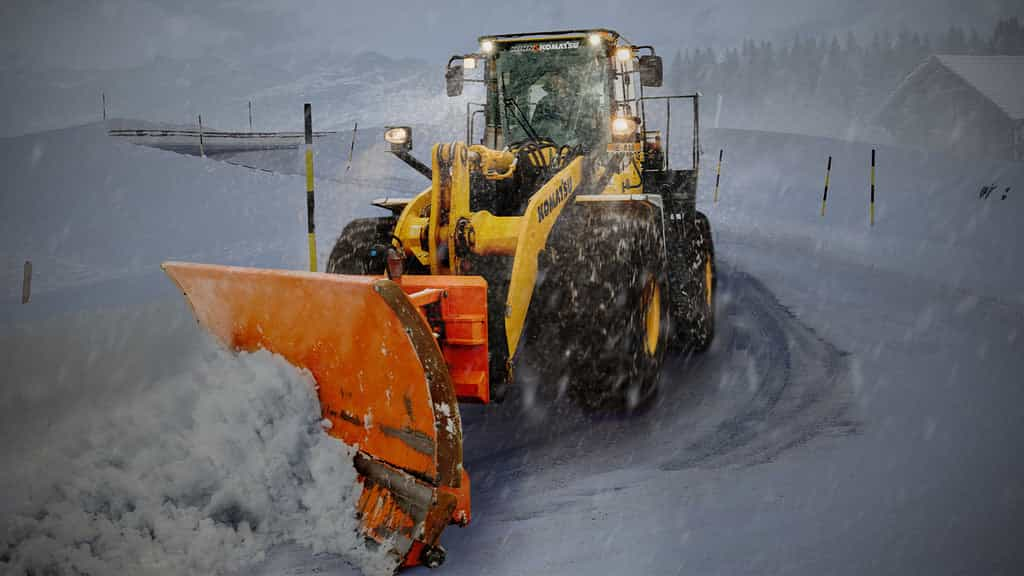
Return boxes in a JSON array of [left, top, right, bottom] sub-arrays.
[[503, 156, 585, 357]]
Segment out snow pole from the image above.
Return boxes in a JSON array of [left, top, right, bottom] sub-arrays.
[[198, 114, 205, 157], [249, 100, 253, 131], [821, 155, 832, 217], [304, 103, 318, 272], [102, 92, 107, 121], [870, 149, 876, 226], [713, 149, 723, 203], [346, 121, 358, 172], [22, 260, 31, 304]]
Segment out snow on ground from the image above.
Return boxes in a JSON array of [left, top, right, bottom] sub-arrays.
[[0, 298, 395, 575], [698, 128, 1024, 302], [0, 123, 410, 575], [0, 121, 298, 305], [1, 121, 1022, 575], [0, 118, 429, 324]]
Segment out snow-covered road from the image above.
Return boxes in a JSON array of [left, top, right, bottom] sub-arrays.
[[249, 231, 1023, 575]]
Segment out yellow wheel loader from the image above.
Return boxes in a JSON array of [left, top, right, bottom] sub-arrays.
[[163, 29, 715, 572]]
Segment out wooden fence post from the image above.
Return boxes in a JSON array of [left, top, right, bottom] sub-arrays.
[[346, 122, 358, 172], [22, 260, 32, 304], [821, 155, 832, 217], [713, 149, 723, 203], [198, 114, 205, 157]]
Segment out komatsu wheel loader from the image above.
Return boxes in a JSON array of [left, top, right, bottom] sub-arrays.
[[163, 29, 715, 572]]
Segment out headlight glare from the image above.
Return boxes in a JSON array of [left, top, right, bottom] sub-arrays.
[[611, 116, 636, 137], [384, 127, 410, 145]]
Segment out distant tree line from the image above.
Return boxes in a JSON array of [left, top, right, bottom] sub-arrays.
[[665, 17, 1024, 137]]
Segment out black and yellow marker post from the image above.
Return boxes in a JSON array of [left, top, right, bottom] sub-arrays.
[[304, 103, 318, 272], [713, 149, 723, 203], [821, 155, 832, 217], [870, 148, 876, 226]]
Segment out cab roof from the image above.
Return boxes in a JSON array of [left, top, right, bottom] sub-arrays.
[[479, 29, 621, 44]]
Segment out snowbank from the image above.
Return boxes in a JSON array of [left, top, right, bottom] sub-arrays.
[[0, 299, 393, 575], [0, 117, 457, 322], [0, 122, 305, 305]]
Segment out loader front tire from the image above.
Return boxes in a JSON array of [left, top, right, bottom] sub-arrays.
[[326, 217, 395, 275], [530, 204, 669, 411]]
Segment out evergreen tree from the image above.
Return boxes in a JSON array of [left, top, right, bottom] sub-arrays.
[[991, 17, 1024, 54], [940, 25, 967, 53], [655, 17, 1018, 135], [968, 27, 984, 54]]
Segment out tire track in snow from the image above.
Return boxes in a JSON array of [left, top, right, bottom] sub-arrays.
[[457, 257, 858, 515], [658, 260, 857, 470]]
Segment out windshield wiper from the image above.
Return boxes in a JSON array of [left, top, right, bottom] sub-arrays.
[[500, 74, 542, 145]]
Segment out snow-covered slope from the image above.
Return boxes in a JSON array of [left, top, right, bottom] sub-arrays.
[[1, 121, 1022, 575], [699, 128, 1024, 303], [0, 299, 396, 575], [0, 123, 296, 304], [0, 121, 427, 323]]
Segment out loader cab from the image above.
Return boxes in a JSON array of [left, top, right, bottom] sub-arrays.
[[483, 33, 613, 151], [447, 30, 670, 164], [447, 30, 630, 151]]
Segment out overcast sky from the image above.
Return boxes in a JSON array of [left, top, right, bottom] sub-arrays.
[[0, 0, 1019, 136], [2, 0, 1020, 71]]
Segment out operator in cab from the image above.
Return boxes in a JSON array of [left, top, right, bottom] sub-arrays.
[[530, 70, 576, 140]]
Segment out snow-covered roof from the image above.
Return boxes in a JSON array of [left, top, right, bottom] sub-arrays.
[[934, 55, 1024, 120]]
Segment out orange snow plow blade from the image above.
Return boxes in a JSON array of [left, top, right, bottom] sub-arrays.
[[162, 261, 473, 570]]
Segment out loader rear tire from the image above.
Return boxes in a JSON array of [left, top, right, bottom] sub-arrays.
[[530, 204, 669, 411], [326, 217, 395, 275], [673, 211, 715, 351]]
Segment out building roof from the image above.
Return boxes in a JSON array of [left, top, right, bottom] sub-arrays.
[[933, 55, 1024, 120]]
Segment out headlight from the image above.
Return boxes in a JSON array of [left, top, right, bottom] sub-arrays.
[[463, 57, 476, 70], [611, 116, 636, 137], [480, 40, 495, 54], [615, 46, 633, 62], [588, 33, 603, 47], [385, 126, 412, 151], [385, 127, 410, 145]]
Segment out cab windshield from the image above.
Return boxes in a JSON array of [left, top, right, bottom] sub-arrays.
[[490, 40, 610, 149]]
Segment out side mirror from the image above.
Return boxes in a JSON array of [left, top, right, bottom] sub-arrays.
[[638, 55, 663, 87], [445, 66, 464, 97]]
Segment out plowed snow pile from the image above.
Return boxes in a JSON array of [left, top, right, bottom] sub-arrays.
[[0, 303, 392, 575]]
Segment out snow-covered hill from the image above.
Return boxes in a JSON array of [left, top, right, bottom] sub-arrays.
[[0, 120, 437, 323], [700, 128, 1024, 302]]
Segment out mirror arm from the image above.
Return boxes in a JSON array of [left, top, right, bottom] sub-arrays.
[[390, 149, 432, 180]]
